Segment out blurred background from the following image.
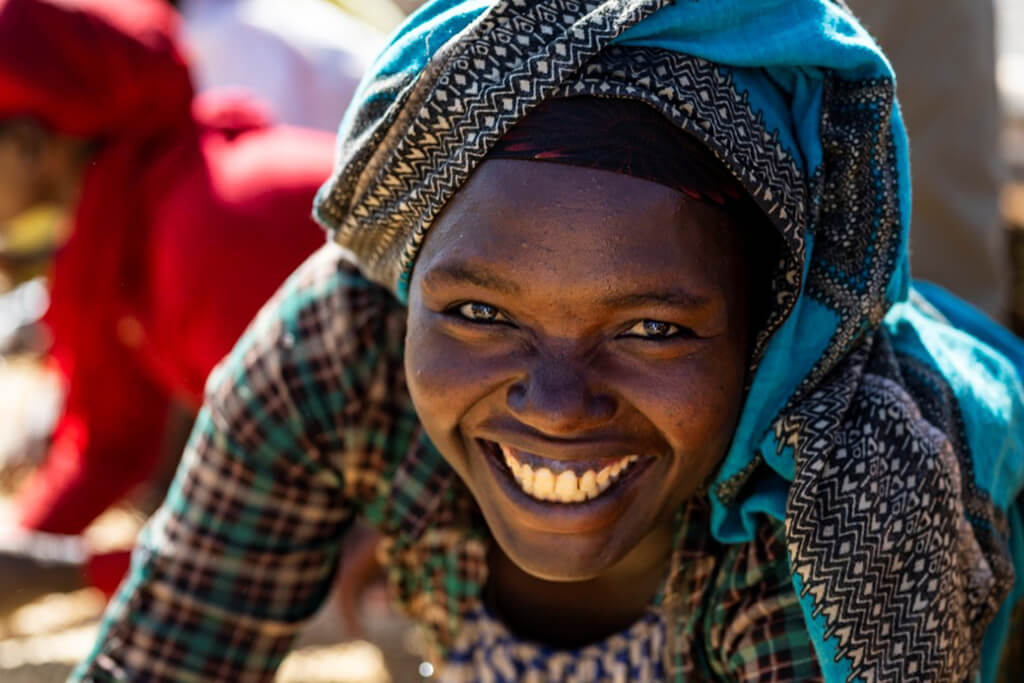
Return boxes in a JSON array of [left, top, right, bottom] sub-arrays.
[[0, 0, 1022, 681], [998, 0, 1024, 335]]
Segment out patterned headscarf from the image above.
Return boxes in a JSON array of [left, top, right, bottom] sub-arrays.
[[313, 2, 1024, 681]]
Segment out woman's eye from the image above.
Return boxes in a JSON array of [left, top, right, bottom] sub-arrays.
[[622, 319, 686, 339], [455, 302, 508, 324]]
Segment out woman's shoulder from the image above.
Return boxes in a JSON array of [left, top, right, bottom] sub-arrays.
[[268, 242, 404, 334]]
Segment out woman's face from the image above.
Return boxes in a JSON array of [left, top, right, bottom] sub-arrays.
[[406, 159, 751, 581]]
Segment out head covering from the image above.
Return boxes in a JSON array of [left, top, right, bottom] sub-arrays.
[[313, 1, 1024, 681], [0, 0, 191, 133]]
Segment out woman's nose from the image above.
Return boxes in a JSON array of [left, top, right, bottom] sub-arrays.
[[505, 356, 616, 435]]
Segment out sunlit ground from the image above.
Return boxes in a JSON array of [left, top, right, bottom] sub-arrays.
[[0, 497, 422, 682], [0, 577, 417, 682], [0, 441, 422, 683]]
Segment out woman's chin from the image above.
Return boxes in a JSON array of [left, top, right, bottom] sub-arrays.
[[488, 523, 628, 582]]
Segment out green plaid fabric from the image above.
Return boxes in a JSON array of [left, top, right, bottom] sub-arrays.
[[73, 247, 821, 682]]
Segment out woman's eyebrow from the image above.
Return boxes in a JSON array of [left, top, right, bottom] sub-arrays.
[[600, 290, 711, 310], [423, 263, 522, 295]]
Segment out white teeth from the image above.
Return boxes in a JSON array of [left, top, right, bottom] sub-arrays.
[[555, 470, 577, 500], [498, 446, 641, 504], [580, 470, 597, 500], [506, 455, 521, 478], [533, 468, 555, 500], [520, 464, 534, 495]]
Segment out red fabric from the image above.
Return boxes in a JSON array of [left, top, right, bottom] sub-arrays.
[[4, 0, 333, 535], [85, 549, 133, 598]]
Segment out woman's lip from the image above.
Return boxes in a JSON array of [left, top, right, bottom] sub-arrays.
[[474, 438, 658, 534], [474, 426, 651, 463], [492, 442, 637, 475]]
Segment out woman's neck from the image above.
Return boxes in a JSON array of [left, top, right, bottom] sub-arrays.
[[484, 519, 675, 649]]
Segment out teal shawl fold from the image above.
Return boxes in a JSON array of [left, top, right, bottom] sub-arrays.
[[313, 1, 1024, 680]]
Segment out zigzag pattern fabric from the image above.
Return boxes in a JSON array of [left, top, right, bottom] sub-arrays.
[[778, 337, 1010, 681]]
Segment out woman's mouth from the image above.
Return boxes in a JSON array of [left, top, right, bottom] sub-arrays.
[[481, 440, 644, 504]]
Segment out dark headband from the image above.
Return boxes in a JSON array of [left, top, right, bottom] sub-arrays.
[[487, 96, 748, 207]]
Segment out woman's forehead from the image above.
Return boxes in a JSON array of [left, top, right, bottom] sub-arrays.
[[414, 159, 745, 303], [447, 157, 685, 217], [409, 96, 760, 301]]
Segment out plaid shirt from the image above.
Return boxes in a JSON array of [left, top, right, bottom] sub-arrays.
[[74, 246, 821, 682]]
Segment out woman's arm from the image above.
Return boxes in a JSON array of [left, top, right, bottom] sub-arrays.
[[72, 247, 400, 681]]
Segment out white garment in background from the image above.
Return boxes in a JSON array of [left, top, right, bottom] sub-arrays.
[[180, 0, 385, 132]]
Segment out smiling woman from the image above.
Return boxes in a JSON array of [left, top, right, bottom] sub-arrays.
[[405, 147, 753, 648], [76, 1, 1024, 682], [405, 102, 754, 588]]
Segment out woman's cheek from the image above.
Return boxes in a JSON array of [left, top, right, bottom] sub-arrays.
[[633, 354, 745, 456], [405, 321, 513, 429], [406, 325, 460, 422]]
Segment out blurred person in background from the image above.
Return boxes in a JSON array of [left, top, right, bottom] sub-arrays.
[[0, 0, 335, 612], [847, 0, 1009, 320], [178, 0, 390, 132]]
